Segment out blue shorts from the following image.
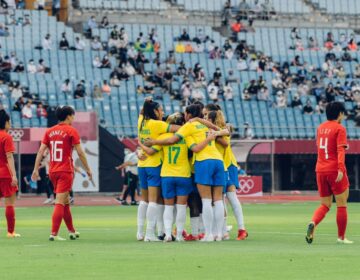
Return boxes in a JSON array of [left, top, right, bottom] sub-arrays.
[[194, 159, 225, 187], [225, 165, 240, 192], [161, 177, 193, 199], [138, 166, 161, 190]]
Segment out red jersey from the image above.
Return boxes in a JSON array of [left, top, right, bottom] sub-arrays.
[[42, 123, 80, 174], [315, 121, 347, 173], [0, 130, 15, 179]]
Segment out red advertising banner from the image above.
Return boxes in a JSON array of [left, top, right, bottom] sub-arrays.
[[236, 176, 263, 197]]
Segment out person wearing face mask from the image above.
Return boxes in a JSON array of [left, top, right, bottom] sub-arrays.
[[91, 36, 102, 50], [291, 94, 303, 109], [59, 34, 70, 50], [27, 59, 37, 74]]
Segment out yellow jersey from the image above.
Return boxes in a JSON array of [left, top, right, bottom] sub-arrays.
[[156, 133, 194, 178], [175, 121, 223, 162], [138, 115, 170, 167], [216, 136, 230, 171]]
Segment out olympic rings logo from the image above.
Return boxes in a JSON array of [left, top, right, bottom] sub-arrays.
[[8, 129, 24, 140], [239, 178, 255, 193]]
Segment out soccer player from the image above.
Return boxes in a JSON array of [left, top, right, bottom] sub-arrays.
[[32, 106, 92, 241], [137, 99, 180, 241], [206, 110, 248, 240], [139, 112, 217, 242], [144, 104, 227, 242], [306, 102, 353, 244], [0, 110, 20, 238]]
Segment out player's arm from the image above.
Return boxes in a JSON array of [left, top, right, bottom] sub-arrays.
[[189, 117, 221, 131], [336, 128, 348, 182], [189, 131, 217, 153], [138, 140, 159, 155], [74, 144, 93, 180], [168, 125, 181, 133], [216, 136, 229, 148], [144, 134, 181, 147], [7, 152, 18, 186], [32, 143, 48, 181]]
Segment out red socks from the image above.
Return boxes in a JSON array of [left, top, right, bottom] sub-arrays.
[[312, 204, 330, 226], [5, 206, 15, 234], [337, 206, 348, 240], [51, 204, 64, 236], [63, 204, 75, 233]]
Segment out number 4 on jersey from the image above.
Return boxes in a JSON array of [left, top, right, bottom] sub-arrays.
[[50, 141, 63, 162], [319, 137, 329, 159]]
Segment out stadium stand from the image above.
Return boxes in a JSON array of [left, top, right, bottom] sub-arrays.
[[1, 3, 360, 140]]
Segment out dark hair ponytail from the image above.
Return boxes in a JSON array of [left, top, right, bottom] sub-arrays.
[[207, 111, 217, 124], [0, 109, 10, 129], [185, 104, 202, 118], [205, 103, 221, 112], [140, 100, 160, 131]]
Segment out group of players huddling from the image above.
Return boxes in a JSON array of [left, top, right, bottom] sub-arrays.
[[0, 100, 352, 244]]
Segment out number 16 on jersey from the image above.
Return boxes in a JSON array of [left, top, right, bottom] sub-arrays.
[[50, 141, 63, 162]]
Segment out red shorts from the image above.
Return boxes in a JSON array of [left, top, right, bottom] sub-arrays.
[[49, 172, 74, 194], [316, 172, 349, 197], [0, 178, 18, 198]]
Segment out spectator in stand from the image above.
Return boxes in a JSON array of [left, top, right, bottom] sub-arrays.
[[226, 69, 239, 84], [75, 37, 86, 51], [37, 103, 47, 118], [307, 36, 319, 50], [179, 29, 190, 41], [221, 1, 232, 26], [101, 80, 111, 96], [52, 0, 60, 20], [101, 55, 111, 68], [163, 67, 173, 95], [291, 94, 302, 109], [238, 0, 250, 19], [93, 85, 102, 99], [92, 56, 102, 68], [9, 52, 17, 69], [209, 46, 221, 59], [257, 86, 269, 101], [100, 16, 109, 28], [13, 97, 25, 111], [249, 57, 259, 71], [243, 122, 254, 139], [180, 81, 192, 103], [74, 84, 86, 99], [192, 88, 205, 102], [27, 59, 37, 73], [124, 61, 136, 76], [237, 56, 248, 71], [324, 32, 334, 50], [348, 38, 357, 51], [224, 47, 234, 60], [303, 99, 314, 115], [37, 59, 50, 73], [59, 34, 70, 50], [207, 80, 219, 102], [325, 83, 336, 102], [316, 97, 327, 114], [42, 34, 52, 50], [275, 91, 287, 108], [34, 0, 45, 9], [223, 82, 233, 100], [194, 67, 207, 88], [1, 56, 12, 72], [110, 74, 121, 87], [11, 84, 23, 100], [213, 67, 222, 81], [61, 79, 72, 94], [22, 100, 33, 119], [91, 36, 102, 50], [14, 61, 25, 73], [87, 15, 97, 30], [231, 20, 243, 41]]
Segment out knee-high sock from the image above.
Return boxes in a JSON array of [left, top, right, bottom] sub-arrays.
[[145, 202, 158, 237], [137, 201, 148, 236], [51, 204, 64, 236], [163, 205, 174, 237], [176, 204, 186, 239], [63, 204, 75, 233], [156, 204, 165, 236], [201, 199, 213, 237], [214, 200, 225, 238], [5, 206, 15, 234], [190, 217, 199, 236], [312, 204, 329, 226], [337, 206, 348, 240], [199, 214, 205, 234], [227, 191, 245, 230]]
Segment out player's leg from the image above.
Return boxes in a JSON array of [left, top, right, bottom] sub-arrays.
[[63, 193, 79, 240], [227, 185, 247, 240], [197, 184, 213, 241], [145, 186, 160, 241], [156, 196, 165, 239], [4, 193, 19, 237], [130, 174, 138, 205], [212, 186, 225, 241], [175, 195, 188, 242], [137, 167, 148, 240], [186, 191, 201, 241], [50, 191, 68, 241], [335, 188, 352, 244], [162, 179, 175, 242]]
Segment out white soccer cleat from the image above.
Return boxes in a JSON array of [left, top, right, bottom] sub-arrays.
[[43, 198, 53, 205], [337, 238, 354, 244], [137, 233, 144, 241], [176, 236, 184, 242], [69, 231, 80, 240], [49, 235, 66, 241], [144, 235, 160, 242], [164, 235, 173, 242], [200, 234, 214, 242]]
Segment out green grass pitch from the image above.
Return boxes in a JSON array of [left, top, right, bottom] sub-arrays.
[[0, 202, 359, 280]]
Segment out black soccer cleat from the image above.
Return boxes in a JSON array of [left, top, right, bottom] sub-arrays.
[[305, 222, 315, 244]]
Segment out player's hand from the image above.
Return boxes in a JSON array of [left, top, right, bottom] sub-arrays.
[[335, 170, 344, 183], [143, 138, 154, 147], [31, 170, 40, 181], [207, 131, 218, 141], [86, 169, 93, 181], [11, 176, 18, 187]]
